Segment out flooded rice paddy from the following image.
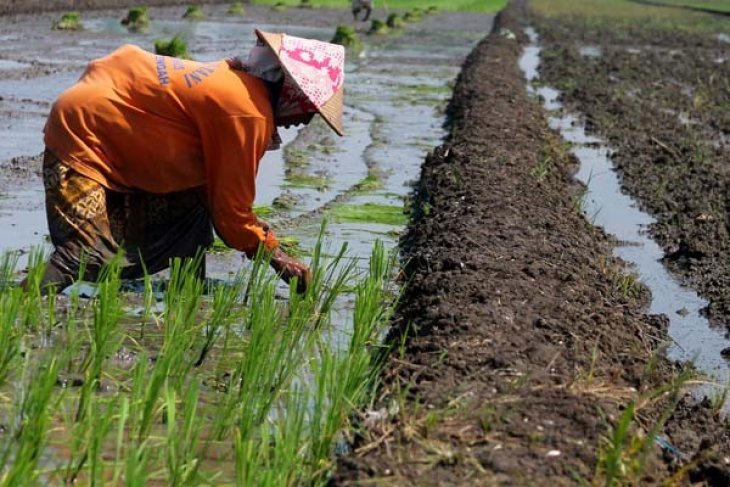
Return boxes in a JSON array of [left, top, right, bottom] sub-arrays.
[[520, 26, 730, 410], [0, 5, 491, 482]]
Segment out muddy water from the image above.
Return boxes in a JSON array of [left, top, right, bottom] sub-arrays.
[[520, 27, 730, 408], [0, 10, 489, 342]]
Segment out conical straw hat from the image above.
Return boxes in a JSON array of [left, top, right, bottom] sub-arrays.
[[255, 29, 345, 136]]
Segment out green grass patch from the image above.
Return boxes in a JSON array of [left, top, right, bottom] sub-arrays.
[[53, 11, 82, 30], [154, 35, 191, 59], [330, 203, 407, 226], [251, 0, 506, 13]]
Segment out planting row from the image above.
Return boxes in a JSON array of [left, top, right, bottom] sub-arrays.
[[0, 235, 398, 484]]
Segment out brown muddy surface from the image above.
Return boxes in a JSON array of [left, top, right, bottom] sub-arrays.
[[335, 2, 730, 485], [537, 4, 730, 344], [533, 3, 730, 334]]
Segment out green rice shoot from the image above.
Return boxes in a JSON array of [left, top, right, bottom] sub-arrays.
[[0, 232, 399, 483]]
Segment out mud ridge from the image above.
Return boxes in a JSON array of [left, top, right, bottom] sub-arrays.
[[334, 1, 730, 484]]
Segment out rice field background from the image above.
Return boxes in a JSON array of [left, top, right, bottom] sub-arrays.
[[251, 0, 508, 13]]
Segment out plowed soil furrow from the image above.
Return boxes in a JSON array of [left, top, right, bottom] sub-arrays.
[[533, 2, 730, 331], [335, 2, 730, 485]]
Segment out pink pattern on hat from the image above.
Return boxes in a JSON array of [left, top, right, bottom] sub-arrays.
[[276, 34, 345, 118]]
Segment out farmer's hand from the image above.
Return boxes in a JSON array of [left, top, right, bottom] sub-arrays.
[[269, 247, 312, 294]]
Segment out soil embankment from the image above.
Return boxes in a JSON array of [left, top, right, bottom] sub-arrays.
[[0, 0, 227, 16], [336, 2, 730, 484]]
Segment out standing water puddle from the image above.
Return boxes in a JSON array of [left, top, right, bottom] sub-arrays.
[[520, 27, 730, 408]]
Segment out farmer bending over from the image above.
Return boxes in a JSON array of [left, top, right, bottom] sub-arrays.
[[36, 30, 345, 293]]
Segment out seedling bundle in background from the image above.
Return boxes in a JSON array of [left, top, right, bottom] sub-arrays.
[[331, 25, 363, 54], [121, 7, 149, 32], [182, 4, 205, 20], [53, 11, 82, 30], [228, 2, 246, 15], [154, 35, 190, 59]]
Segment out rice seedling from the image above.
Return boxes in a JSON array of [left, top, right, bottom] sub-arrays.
[[72, 256, 124, 431], [210, 273, 294, 439], [21, 247, 47, 331], [194, 271, 247, 366], [154, 35, 191, 59], [0, 224, 400, 483], [0, 251, 18, 289], [164, 380, 204, 485], [0, 287, 22, 388], [121, 7, 149, 32], [182, 4, 206, 20], [0, 357, 63, 485], [368, 19, 390, 36], [228, 1, 246, 15], [53, 11, 83, 31], [279, 235, 310, 259], [299, 0, 314, 8]]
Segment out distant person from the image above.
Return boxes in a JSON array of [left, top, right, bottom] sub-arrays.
[[352, 0, 373, 21], [31, 30, 345, 293]]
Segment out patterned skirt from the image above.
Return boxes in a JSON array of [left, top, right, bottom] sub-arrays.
[[43, 150, 213, 286]]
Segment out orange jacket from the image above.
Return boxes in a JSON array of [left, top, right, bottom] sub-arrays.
[[44, 44, 278, 254]]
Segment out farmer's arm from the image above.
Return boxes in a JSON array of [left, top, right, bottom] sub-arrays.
[[200, 114, 278, 255]]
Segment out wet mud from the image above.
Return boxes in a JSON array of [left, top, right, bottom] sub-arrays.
[[335, 2, 730, 484], [532, 1, 730, 338]]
